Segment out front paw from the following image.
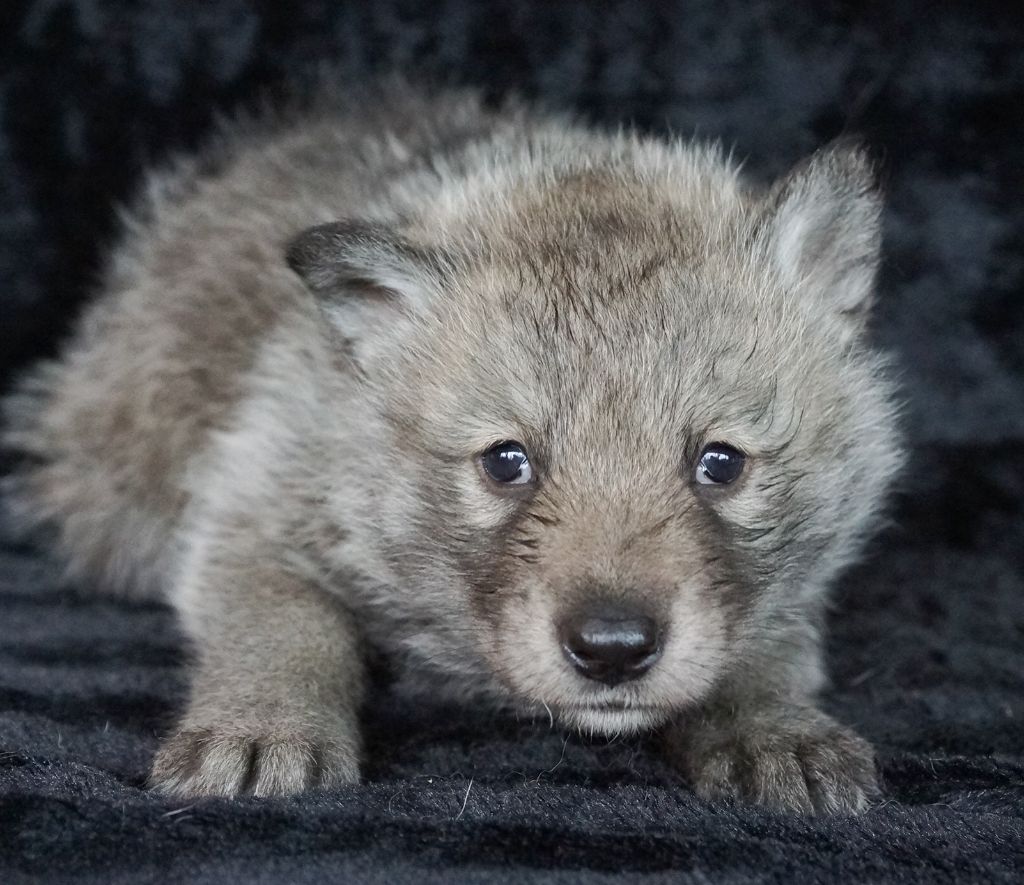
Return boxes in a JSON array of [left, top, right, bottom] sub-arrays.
[[150, 721, 360, 798], [666, 705, 879, 814]]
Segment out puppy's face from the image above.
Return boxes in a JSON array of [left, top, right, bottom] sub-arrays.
[[289, 142, 901, 734]]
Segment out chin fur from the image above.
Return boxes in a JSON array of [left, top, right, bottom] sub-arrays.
[[549, 701, 673, 737]]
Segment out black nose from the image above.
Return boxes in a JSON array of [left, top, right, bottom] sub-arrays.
[[559, 605, 663, 685]]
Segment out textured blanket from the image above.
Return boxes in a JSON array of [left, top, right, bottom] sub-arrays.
[[1, 2, 1022, 882]]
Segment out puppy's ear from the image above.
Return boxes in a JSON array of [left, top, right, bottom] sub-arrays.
[[762, 145, 883, 344], [287, 221, 444, 367], [287, 221, 437, 301]]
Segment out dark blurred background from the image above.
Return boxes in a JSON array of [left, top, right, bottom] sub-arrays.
[[1, 3, 1022, 882], [2, 0, 1022, 455]]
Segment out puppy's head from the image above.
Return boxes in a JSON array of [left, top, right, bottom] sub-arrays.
[[288, 135, 901, 733]]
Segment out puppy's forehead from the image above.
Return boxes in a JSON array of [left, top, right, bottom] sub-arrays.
[[416, 170, 810, 443], [431, 276, 776, 448], [449, 249, 774, 388], [450, 183, 766, 333]]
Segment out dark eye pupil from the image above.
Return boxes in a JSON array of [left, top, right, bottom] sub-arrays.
[[482, 442, 528, 483], [698, 444, 745, 484]]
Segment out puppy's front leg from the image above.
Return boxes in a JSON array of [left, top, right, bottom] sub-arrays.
[[151, 527, 363, 798], [662, 635, 878, 814], [663, 694, 878, 814]]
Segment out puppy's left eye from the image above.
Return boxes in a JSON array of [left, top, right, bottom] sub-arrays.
[[481, 441, 534, 485], [695, 443, 746, 485]]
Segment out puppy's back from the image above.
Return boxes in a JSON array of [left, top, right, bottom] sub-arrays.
[[1, 82, 504, 596]]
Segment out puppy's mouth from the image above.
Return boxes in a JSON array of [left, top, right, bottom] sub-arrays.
[[585, 699, 651, 711], [552, 699, 670, 735]]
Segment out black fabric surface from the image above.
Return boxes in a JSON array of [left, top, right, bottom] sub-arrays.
[[1, 2, 1023, 882]]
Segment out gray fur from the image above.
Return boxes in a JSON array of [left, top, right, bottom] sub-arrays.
[[1, 80, 901, 812]]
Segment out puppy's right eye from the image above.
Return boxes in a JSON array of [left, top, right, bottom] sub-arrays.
[[695, 443, 746, 485], [481, 441, 534, 485]]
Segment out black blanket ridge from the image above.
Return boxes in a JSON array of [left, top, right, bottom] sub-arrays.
[[1, 2, 1023, 882]]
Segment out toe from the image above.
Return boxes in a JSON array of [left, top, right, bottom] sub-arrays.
[[250, 739, 317, 797], [189, 736, 257, 796], [690, 747, 743, 801], [799, 737, 878, 814], [748, 748, 814, 813]]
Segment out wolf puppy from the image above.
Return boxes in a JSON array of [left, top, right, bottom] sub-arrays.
[[3, 83, 900, 811]]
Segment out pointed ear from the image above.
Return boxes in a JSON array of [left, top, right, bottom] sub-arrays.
[[286, 221, 441, 366], [762, 145, 883, 343], [287, 220, 438, 302]]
